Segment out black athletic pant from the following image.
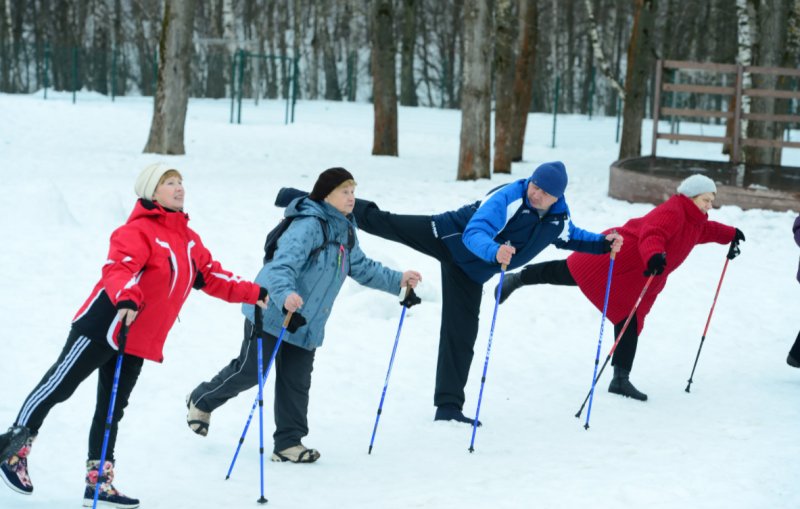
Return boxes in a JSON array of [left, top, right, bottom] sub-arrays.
[[352, 199, 483, 410], [190, 319, 316, 452], [14, 329, 144, 460], [519, 260, 639, 372], [789, 330, 800, 361]]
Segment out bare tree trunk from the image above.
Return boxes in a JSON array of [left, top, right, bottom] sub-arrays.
[[399, 0, 418, 106], [144, 0, 196, 155], [584, 0, 625, 100], [618, 0, 657, 160], [510, 0, 538, 163], [457, 0, 491, 180], [745, 0, 790, 166], [320, 0, 342, 100], [371, 0, 398, 156], [493, 0, 516, 174]]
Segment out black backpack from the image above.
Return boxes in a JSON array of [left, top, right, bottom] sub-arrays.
[[263, 216, 329, 265]]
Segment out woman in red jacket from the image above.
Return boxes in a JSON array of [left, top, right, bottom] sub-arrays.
[[498, 174, 744, 401], [0, 163, 268, 508]]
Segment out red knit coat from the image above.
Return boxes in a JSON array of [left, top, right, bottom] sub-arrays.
[[567, 194, 735, 334]]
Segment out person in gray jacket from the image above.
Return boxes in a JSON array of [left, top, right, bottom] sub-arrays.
[[186, 168, 421, 463]]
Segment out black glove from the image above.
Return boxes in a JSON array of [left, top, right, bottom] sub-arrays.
[[251, 306, 264, 341], [258, 286, 269, 302], [400, 288, 422, 308], [644, 253, 667, 276], [282, 307, 308, 333], [727, 228, 745, 260]]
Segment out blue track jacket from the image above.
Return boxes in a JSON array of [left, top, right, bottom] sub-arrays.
[[432, 179, 608, 284]]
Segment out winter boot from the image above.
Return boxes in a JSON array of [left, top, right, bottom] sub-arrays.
[[83, 460, 140, 508], [434, 404, 482, 426], [608, 367, 648, 401], [186, 395, 211, 437], [787, 354, 800, 368], [271, 444, 320, 463], [274, 187, 307, 207], [495, 272, 524, 305], [0, 426, 30, 465], [0, 434, 34, 495]]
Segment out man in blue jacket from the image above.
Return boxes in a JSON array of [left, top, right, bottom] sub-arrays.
[[276, 161, 622, 424]]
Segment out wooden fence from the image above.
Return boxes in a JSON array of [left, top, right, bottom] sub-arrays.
[[651, 59, 800, 164]]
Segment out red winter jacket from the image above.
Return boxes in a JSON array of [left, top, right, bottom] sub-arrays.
[[72, 200, 261, 362], [567, 194, 735, 334]]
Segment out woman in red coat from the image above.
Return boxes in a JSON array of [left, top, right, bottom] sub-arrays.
[[498, 174, 744, 401], [0, 163, 268, 508]]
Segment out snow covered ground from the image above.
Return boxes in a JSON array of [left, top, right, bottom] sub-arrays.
[[0, 91, 797, 509]]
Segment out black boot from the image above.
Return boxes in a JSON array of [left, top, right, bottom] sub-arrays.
[[274, 187, 307, 207], [494, 272, 524, 304], [608, 367, 648, 401], [434, 404, 482, 427]]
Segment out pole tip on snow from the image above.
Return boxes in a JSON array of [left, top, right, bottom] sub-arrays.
[[468, 447, 475, 453], [257, 496, 268, 504], [368, 446, 373, 455], [583, 423, 590, 430], [574, 411, 581, 419]]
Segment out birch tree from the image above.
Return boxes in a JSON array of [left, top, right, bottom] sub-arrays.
[[584, 0, 625, 101]]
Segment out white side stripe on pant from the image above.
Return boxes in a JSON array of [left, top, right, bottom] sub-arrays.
[[17, 335, 92, 426]]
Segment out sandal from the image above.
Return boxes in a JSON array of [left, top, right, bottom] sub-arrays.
[[271, 444, 320, 463], [186, 396, 210, 437]]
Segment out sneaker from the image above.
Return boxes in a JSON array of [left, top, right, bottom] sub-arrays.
[[83, 460, 139, 509], [274, 187, 307, 208], [495, 272, 524, 304], [0, 435, 34, 495], [271, 444, 320, 463], [434, 404, 482, 426], [787, 354, 800, 368], [608, 368, 648, 401], [186, 395, 210, 437], [0, 426, 31, 464]]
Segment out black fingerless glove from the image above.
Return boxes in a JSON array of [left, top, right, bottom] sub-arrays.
[[644, 253, 667, 276], [116, 300, 138, 312], [727, 228, 745, 260], [258, 286, 269, 302], [400, 288, 422, 308], [282, 307, 308, 333]]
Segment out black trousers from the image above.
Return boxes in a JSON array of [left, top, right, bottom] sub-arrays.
[[789, 330, 800, 360], [519, 260, 639, 372], [14, 329, 144, 460], [190, 319, 315, 452], [353, 199, 483, 409]]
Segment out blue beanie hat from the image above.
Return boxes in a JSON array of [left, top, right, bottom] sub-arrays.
[[529, 161, 568, 198]]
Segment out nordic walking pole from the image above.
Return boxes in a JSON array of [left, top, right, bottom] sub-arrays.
[[469, 262, 508, 453], [685, 257, 730, 393], [575, 275, 655, 420], [583, 250, 616, 430], [368, 287, 419, 454], [254, 306, 267, 505], [226, 311, 293, 481], [91, 321, 129, 509]]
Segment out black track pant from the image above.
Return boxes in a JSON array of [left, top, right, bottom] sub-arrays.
[[14, 329, 144, 460], [352, 199, 483, 410], [789, 330, 800, 361], [519, 260, 639, 372], [190, 320, 315, 452]]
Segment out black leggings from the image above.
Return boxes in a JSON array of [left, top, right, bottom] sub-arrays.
[[519, 260, 639, 372]]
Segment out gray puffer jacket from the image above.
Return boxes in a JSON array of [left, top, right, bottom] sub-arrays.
[[243, 197, 402, 350]]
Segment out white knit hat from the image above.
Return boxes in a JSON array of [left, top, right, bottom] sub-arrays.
[[677, 174, 717, 197], [135, 162, 177, 199]]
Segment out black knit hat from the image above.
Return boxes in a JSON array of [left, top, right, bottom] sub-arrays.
[[309, 167, 355, 201]]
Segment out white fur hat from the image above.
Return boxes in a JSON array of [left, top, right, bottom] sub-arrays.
[[677, 174, 717, 197], [135, 162, 177, 199]]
